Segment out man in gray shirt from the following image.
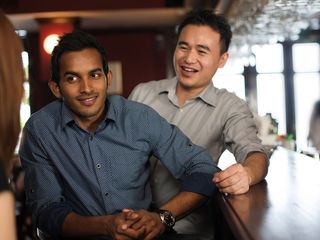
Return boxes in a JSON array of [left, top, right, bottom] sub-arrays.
[[129, 9, 268, 239]]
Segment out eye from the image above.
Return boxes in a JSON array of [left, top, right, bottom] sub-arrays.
[[90, 71, 103, 79], [199, 50, 207, 55], [198, 49, 208, 55], [65, 74, 79, 83], [178, 44, 189, 51]]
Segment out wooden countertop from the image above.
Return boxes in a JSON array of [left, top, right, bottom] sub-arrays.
[[216, 147, 320, 240]]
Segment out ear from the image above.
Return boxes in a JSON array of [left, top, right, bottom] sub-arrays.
[[106, 70, 113, 88], [218, 52, 229, 68], [48, 80, 62, 98]]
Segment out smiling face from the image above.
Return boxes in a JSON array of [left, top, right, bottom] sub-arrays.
[[49, 48, 111, 130], [174, 24, 229, 93]]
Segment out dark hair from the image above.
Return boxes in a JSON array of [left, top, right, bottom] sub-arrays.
[[51, 31, 109, 83], [177, 9, 232, 54]]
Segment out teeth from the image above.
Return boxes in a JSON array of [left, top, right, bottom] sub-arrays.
[[82, 97, 95, 102], [182, 66, 196, 72]]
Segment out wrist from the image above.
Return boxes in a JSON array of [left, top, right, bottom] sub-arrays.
[[153, 209, 175, 229], [102, 215, 116, 236], [244, 166, 253, 186]]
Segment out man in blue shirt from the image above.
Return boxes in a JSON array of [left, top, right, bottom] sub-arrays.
[[19, 31, 220, 240]]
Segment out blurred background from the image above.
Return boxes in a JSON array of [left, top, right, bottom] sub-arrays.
[[1, 0, 320, 238]]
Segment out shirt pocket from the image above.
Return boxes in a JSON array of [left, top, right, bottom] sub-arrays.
[[109, 150, 149, 190]]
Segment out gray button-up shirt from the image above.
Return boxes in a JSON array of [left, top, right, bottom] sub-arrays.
[[129, 77, 265, 163], [129, 77, 266, 239]]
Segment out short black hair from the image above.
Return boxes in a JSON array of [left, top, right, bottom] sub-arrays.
[[177, 9, 232, 54], [51, 31, 109, 83]]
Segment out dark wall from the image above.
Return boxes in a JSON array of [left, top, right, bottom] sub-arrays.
[[25, 28, 168, 112], [4, 0, 174, 111], [1, 0, 166, 13], [95, 30, 167, 97]]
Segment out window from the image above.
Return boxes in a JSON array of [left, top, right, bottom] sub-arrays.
[[293, 43, 320, 151], [214, 58, 245, 100], [15, 51, 30, 154], [21, 51, 31, 127], [254, 44, 286, 134], [256, 74, 286, 134]]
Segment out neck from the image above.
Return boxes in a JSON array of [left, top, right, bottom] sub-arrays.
[[78, 118, 101, 132], [75, 109, 106, 133], [176, 83, 207, 107]]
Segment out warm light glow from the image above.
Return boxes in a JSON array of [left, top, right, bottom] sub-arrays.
[[43, 34, 59, 54]]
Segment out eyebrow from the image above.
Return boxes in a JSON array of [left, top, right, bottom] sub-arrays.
[[89, 68, 103, 74], [177, 41, 188, 46], [177, 41, 211, 52], [63, 68, 103, 77], [63, 71, 79, 77], [196, 44, 211, 52]]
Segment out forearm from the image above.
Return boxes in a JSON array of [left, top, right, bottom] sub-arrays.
[[243, 152, 268, 185], [161, 171, 218, 219], [62, 212, 113, 238], [159, 191, 207, 220]]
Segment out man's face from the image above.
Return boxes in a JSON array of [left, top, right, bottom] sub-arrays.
[[49, 48, 111, 127], [174, 24, 228, 91]]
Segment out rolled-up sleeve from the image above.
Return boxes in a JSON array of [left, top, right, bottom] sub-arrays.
[[146, 109, 220, 197], [19, 124, 72, 237], [223, 99, 268, 163]]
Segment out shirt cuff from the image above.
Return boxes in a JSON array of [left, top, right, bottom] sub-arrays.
[[180, 172, 219, 197], [37, 202, 73, 238]]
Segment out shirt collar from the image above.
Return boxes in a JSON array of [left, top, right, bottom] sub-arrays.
[[61, 98, 116, 129], [198, 81, 217, 107], [158, 76, 178, 95], [157, 77, 217, 107]]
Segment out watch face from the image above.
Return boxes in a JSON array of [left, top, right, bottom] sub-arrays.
[[159, 210, 175, 228]]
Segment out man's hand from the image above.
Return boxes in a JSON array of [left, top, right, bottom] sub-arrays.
[[107, 210, 146, 240], [213, 163, 251, 195], [123, 209, 166, 240]]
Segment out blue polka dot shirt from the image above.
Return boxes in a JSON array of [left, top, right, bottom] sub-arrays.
[[19, 95, 219, 238]]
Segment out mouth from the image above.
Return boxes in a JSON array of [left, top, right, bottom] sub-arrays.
[[78, 96, 98, 106], [180, 65, 198, 74]]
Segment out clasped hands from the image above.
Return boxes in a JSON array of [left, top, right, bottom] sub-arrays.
[[109, 163, 252, 239], [110, 208, 166, 240]]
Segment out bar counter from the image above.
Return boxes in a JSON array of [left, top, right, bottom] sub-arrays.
[[215, 147, 320, 240]]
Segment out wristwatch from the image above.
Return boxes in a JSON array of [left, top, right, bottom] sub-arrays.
[[154, 209, 176, 228]]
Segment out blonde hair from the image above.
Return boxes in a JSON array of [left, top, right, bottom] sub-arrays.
[[0, 11, 24, 176]]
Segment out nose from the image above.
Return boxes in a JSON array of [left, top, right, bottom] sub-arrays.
[[80, 78, 93, 94], [184, 49, 197, 64]]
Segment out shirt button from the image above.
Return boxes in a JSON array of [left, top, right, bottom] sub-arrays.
[[180, 108, 183, 112], [89, 136, 93, 141], [96, 164, 101, 169], [105, 192, 108, 196]]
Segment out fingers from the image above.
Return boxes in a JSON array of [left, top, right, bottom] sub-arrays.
[[119, 225, 146, 239], [123, 210, 165, 239], [218, 178, 249, 195], [213, 163, 250, 195], [213, 163, 241, 183], [112, 211, 145, 239]]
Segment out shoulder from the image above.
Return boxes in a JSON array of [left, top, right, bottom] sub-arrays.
[[129, 78, 172, 101], [109, 95, 160, 117], [133, 78, 171, 91], [24, 100, 61, 130], [215, 87, 248, 107], [108, 95, 166, 135]]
